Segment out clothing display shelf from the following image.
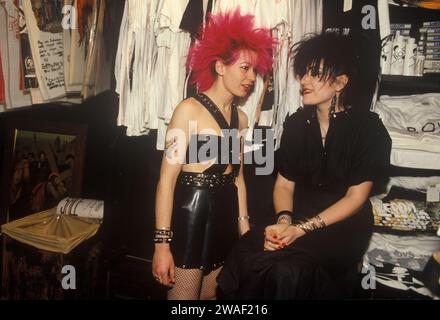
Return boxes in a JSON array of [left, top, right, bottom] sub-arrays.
[[378, 2, 440, 116], [379, 74, 440, 96], [368, 3, 440, 300], [379, 5, 440, 95], [379, 4, 440, 95], [377, 3, 440, 234]]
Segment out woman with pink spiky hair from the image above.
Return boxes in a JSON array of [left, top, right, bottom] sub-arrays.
[[151, 10, 274, 300]]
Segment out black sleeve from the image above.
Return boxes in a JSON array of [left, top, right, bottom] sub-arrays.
[[348, 114, 392, 187], [276, 115, 301, 182]]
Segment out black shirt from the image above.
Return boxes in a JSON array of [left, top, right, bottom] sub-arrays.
[[277, 105, 391, 218]]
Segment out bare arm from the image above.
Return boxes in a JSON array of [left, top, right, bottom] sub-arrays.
[[316, 181, 373, 226], [273, 173, 295, 214], [263, 173, 295, 251], [152, 100, 194, 287], [155, 102, 194, 231], [235, 109, 250, 235], [277, 181, 373, 246]]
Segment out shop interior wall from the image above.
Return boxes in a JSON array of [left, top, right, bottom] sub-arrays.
[[6, 2, 437, 297]]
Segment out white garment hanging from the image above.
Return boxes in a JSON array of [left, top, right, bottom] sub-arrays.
[[153, 30, 191, 149], [82, 0, 111, 99], [276, 0, 322, 149], [254, 0, 289, 133], [63, 0, 85, 93], [255, 0, 289, 29], [155, 0, 191, 149], [212, 0, 256, 15], [254, 1, 290, 130], [145, 0, 162, 132], [115, 0, 191, 150], [115, 0, 157, 136], [157, 0, 189, 33], [115, 0, 323, 153], [378, 0, 391, 40]]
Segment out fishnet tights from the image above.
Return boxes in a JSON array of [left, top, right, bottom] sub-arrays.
[[167, 267, 222, 300]]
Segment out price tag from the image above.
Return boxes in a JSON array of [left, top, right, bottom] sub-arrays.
[[427, 185, 440, 202]]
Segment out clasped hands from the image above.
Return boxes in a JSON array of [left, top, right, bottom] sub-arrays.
[[263, 223, 305, 251]]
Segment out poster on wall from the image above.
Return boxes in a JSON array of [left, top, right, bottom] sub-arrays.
[[22, 0, 66, 101], [0, 119, 87, 223], [18, 1, 38, 90]]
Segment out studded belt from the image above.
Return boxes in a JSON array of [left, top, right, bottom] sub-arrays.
[[178, 171, 237, 188]]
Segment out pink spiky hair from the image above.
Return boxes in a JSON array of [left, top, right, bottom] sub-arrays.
[[187, 9, 274, 92]]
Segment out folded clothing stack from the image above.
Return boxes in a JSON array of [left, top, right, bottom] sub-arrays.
[[363, 231, 440, 299], [370, 186, 440, 233], [375, 93, 440, 170]]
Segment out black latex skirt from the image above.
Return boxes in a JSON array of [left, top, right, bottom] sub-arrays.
[[170, 171, 239, 274]]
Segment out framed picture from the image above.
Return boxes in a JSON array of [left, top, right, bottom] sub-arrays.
[[0, 119, 87, 224]]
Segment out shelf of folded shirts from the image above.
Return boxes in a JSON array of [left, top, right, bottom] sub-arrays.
[[371, 198, 440, 235], [379, 74, 440, 95]]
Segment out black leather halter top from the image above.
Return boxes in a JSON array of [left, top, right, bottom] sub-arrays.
[[185, 93, 241, 175]]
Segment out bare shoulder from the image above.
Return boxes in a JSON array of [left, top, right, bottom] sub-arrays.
[[172, 98, 201, 119], [169, 98, 204, 128], [237, 108, 249, 130]]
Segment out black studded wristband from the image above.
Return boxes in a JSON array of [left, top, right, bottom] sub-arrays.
[[276, 210, 293, 224]]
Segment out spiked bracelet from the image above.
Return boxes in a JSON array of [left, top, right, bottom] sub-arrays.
[[153, 237, 172, 244], [276, 210, 293, 225], [154, 229, 173, 238]]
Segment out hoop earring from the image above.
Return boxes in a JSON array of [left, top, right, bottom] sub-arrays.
[[329, 94, 337, 119]]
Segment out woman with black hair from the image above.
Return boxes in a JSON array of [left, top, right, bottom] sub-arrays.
[[217, 32, 392, 299]]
